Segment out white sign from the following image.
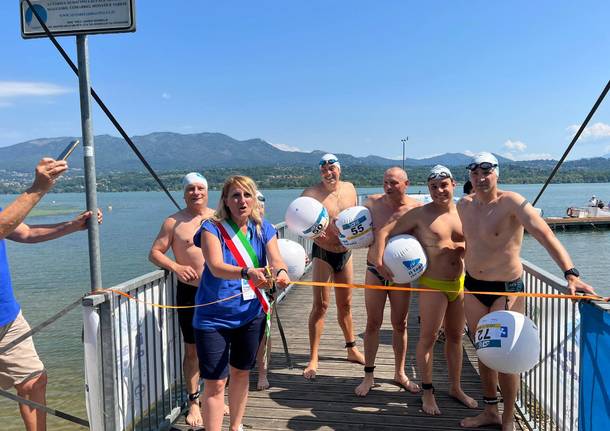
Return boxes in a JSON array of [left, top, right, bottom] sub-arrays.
[[20, 0, 136, 39]]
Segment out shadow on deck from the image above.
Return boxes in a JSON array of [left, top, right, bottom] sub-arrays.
[[173, 249, 525, 430]]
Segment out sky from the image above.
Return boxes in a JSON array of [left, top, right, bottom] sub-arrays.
[[1, 1, 610, 161]]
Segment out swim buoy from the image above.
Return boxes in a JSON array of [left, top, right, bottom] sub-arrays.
[[382, 234, 428, 283], [475, 310, 539, 374], [277, 239, 307, 280], [335, 206, 374, 249], [285, 197, 329, 238]]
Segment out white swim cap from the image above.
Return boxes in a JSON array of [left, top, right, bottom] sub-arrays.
[[475, 310, 539, 374], [468, 152, 499, 177], [285, 196, 330, 238], [319, 153, 341, 170], [277, 239, 307, 280], [256, 191, 265, 205], [383, 234, 428, 283], [428, 165, 454, 181], [182, 172, 208, 190], [335, 206, 374, 249]]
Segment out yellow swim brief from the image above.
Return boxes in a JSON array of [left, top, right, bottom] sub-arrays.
[[417, 275, 464, 302]]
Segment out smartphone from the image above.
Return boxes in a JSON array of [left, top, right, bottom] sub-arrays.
[[57, 139, 80, 161]]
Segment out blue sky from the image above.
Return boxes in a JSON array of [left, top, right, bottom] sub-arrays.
[[1, 1, 610, 160]]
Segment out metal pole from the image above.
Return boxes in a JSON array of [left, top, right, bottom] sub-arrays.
[[76, 35, 103, 292]]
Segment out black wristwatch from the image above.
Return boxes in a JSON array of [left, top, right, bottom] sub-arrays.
[[564, 268, 580, 279], [241, 267, 250, 280]]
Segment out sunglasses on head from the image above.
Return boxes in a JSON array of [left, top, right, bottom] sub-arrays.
[[467, 162, 497, 171], [319, 158, 339, 167], [428, 171, 452, 181]]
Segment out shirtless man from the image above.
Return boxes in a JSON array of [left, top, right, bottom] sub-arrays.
[[149, 172, 215, 427], [457, 153, 595, 431], [371, 165, 477, 414], [302, 153, 365, 379], [354, 167, 421, 396]]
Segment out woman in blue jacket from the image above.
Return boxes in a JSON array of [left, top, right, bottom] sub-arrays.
[[193, 175, 290, 431]]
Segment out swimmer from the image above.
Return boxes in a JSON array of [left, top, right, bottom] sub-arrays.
[[371, 165, 477, 415], [354, 167, 421, 397], [301, 154, 364, 380]]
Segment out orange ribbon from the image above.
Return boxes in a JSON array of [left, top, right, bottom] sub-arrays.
[[290, 280, 606, 302]]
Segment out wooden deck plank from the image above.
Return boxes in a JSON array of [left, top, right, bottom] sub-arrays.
[[172, 249, 525, 430]]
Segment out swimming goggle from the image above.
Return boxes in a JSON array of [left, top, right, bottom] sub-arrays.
[[467, 162, 497, 171], [319, 158, 339, 167], [257, 195, 266, 203], [427, 171, 452, 181]]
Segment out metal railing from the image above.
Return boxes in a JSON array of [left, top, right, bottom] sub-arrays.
[[518, 260, 581, 431], [83, 271, 184, 431], [82, 223, 313, 430]]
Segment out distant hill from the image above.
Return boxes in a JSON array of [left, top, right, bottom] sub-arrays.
[[0, 132, 514, 173]]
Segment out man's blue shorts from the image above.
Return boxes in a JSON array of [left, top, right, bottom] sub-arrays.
[[194, 314, 265, 380]]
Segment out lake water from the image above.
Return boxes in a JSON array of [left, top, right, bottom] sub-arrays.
[[1, 183, 609, 429]]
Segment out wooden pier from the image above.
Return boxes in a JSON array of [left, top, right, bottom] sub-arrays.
[[544, 216, 610, 231], [172, 249, 525, 430]]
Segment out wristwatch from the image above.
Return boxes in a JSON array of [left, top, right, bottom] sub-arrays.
[[564, 268, 580, 279], [241, 267, 250, 280]]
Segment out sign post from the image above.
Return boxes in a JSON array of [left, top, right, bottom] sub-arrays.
[[20, 0, 136, 292]]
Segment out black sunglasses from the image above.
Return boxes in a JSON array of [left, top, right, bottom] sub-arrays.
[[467, 162, 497, 171]]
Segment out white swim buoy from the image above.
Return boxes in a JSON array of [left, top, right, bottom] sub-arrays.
[[475, 310, 540, 374], [285, 197, 329, 238], [382, 234, 427, 283], [277, 239, 307, 280], [335, 206, 374, 249]]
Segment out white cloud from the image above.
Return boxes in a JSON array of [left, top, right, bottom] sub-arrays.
[[270, 142, 301, 152], [0, 81, 71, 98], [567, 122, 610, 140], [503, 139, 527, 152], [463, 150, 475, 156], [161, 92, 171, 100], [501, 152, 553, 161]]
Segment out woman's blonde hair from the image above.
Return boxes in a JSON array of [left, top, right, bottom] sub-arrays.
[[213, 175, 263, 235]]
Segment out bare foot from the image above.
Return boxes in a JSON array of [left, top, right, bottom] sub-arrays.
[[354, 373, 375, 397], [185, 401, 203, 428], [421, 390, 441, 415], [257, 372, 270, 390], [346, 347, 365, 364], [449, 387, 478, 409], [502, 419, 516, 431], [303, 359, 318, 380], [460, 410, 502, 428], [394, 373, 420, 393]]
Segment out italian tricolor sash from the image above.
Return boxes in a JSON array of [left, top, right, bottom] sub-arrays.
[[215, 219, 271, 313]]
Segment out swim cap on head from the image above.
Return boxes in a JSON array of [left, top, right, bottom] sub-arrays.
[[182, 172, 208, 190], [428, 165, 453, 181], [285, 196, 329, 238], [319, 153, 341, 170], [468, 152, 499, 177], [383, 234, 428, 283], [335, 206, 374, 249], [475, 310, 540, 374], [256, 191, 265, 204]]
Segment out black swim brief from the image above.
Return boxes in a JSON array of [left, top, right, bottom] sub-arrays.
[[366, 261, 391, 286], [176, 280, 198, 344], [464, 272, 524, 308], [312, 243, 352, 273]]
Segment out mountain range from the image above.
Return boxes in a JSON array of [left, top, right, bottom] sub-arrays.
[[0, 131, 607, 174]]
